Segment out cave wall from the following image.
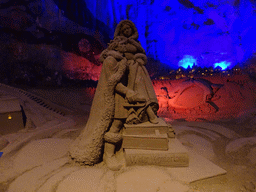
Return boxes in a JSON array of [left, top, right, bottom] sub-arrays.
[[61, 0, 256, 69], [0, 0, 256, 85], [1, 1, 256, 66], [153, 75, 256, 121]]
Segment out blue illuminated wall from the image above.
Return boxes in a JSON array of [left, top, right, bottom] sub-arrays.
[[57, 0, 256, 69]]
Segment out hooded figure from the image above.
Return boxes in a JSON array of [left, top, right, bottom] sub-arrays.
[[69, 20, 158, 170], [105, 20, 159, 123]]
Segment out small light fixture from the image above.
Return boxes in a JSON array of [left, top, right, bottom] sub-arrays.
[[8, 114, 12, 120]]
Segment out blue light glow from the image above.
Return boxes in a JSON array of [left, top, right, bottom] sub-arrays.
[[214, 61, 231, 70], [58, 0, 256, 69], [178, 55, 197, 69]]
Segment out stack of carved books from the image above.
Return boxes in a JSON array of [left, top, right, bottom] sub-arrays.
[[122, 118, 189, 167]]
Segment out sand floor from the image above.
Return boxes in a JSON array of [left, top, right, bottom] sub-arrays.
[[0, 87, 255, 192]]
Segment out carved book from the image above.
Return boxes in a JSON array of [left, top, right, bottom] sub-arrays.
[[124, 138, 189, 167]]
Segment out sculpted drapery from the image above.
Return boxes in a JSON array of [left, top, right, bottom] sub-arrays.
[[69, 20, 158, 167]]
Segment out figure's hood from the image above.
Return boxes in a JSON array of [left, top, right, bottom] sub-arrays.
[[114, 20, 139, 40]]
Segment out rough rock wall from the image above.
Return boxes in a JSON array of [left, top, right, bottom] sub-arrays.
[[83, 0, 256, 69], [2, 0, 256, 72], [153, 76, 256, 121]]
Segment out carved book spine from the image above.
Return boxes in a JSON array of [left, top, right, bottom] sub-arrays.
[[124, 149, 189, 167], [122, 130, 169, 150], [124, 138, 189, 167]]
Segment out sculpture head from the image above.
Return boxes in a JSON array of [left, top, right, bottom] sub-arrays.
[[121, 24, 133, 37], [114, 20, 139, 40]]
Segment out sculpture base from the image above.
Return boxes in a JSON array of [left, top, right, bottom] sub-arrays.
[[124, 138, 189, 167], [122, 118, 189, 167], [123, 118, 174, 136], [122, 130, 169, 151]]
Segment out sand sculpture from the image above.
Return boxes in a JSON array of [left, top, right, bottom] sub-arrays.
[[69, 20, 179, 171]]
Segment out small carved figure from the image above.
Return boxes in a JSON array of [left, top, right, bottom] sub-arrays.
[[69, 20, 159, 170]]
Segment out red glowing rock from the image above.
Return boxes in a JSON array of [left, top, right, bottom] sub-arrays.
[[153, 75, 256, 121]]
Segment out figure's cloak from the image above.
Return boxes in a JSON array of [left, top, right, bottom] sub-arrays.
[[69, 55, 127, 165], [69, 20, 158, 164]]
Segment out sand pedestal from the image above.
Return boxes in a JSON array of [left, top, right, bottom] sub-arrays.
[[122, 118, 189, 167]]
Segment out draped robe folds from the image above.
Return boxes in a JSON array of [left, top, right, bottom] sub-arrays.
[[68, 56, 128, 164], [126, 58, 159, 122], [68, 53, 158, 165], [69, 20, 159, 165]]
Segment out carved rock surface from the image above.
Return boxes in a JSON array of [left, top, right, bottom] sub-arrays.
[[56, 168, 105, 192], [0, 137, 9, 150], [13, 138, 72, 173]]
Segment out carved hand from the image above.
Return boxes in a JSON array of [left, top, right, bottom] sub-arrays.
[[136, 58, 145, 66], [126, 89, 146, 103]]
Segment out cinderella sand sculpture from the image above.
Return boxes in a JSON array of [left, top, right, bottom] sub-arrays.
[[69, 20, 159, 170]]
